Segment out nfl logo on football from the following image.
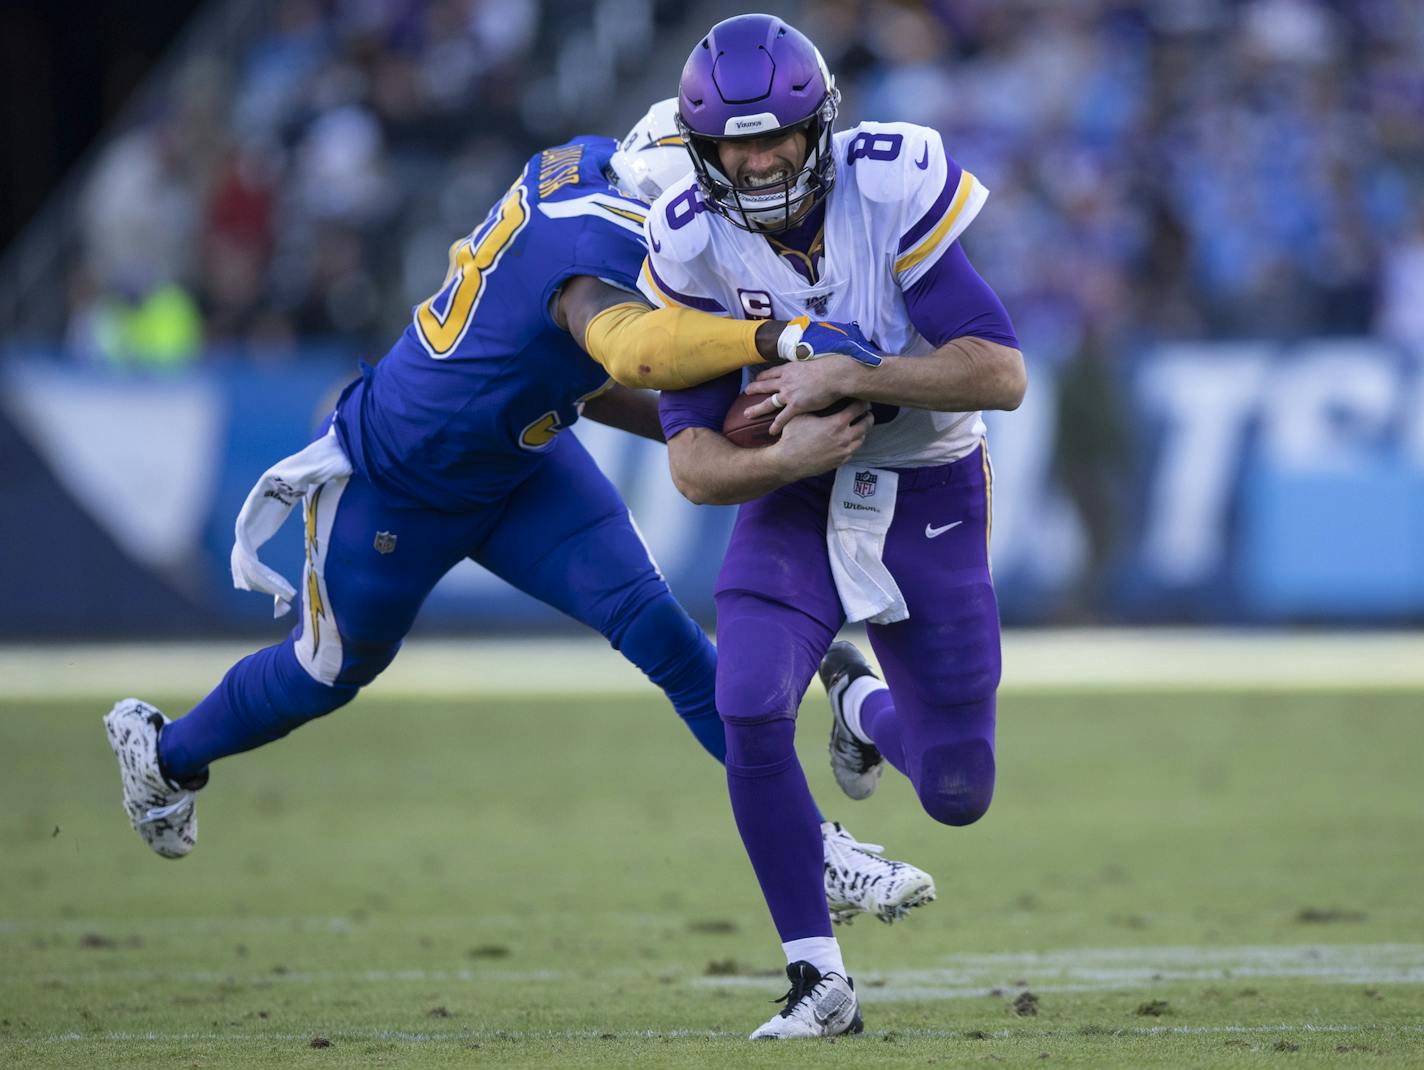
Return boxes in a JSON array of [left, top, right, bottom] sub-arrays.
[[853, 471, 878, 498]]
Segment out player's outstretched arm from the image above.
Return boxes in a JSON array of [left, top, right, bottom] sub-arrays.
[[666, 402, 873, 506], [742, 236, 1026, 430], [746, 338, 1026, 434], [581, 384, 665, 443], [556, 275, 787, 390]]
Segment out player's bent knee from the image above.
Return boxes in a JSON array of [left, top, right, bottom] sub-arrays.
[[722, 715, 797, 773], [915, 738, 996, 826], [332, 639, 402, 688], [261, 640, 360, 726], [716, 671, 801, 727], [572, 528, 669, 645], [613, 588, 703, 674]]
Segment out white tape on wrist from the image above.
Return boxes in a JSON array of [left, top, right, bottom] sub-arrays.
[[776, 321, 814, 362]]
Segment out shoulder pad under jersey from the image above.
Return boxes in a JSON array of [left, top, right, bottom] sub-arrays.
[[644, 174, 711, 264], [528, 136, 650, 246], [838, 121, 947, 206]]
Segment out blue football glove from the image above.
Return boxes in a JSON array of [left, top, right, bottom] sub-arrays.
[[778, 316, 883, 367]]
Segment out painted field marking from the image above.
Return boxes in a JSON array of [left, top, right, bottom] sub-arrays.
[[9, 945, 1423, 996], [3, 630, 1422, 700], [0, 910, 685, 934], [702, 944, 1424, 1000], [9, 1023, 1424, 1046]]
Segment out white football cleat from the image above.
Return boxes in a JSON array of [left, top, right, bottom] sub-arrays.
[[819, 641, 885, 800], [749, 961, 863, 1040], [823, 821, 936, 925], [103, 698, 199, 859]]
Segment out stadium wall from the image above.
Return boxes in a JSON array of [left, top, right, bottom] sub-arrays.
[[3, 339, 1421, 638]]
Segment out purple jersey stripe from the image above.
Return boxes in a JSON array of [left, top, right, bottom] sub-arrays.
[[897, 143, 962, 255], [645, 257, 727, 313]]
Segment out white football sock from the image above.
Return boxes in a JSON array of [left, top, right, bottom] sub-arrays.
[[841, 675, 887, 745], [782, 936, 846, 979]]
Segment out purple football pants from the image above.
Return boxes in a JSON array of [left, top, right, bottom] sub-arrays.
[[715, 445, 1001, 942]]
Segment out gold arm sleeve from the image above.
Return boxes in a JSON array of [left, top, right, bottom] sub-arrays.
[[582, 302, 765, 390]]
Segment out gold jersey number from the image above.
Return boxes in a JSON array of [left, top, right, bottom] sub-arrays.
[[518, 379, 615, 451], [414, 183, 530, 358]]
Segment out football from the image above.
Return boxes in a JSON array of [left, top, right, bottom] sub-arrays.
[[721, 389, 778, 448], [721, 391, 857, 449]]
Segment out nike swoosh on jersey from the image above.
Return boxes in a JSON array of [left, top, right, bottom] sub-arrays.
[[915, 144, 929, 170], [650, 233, 662, 252], [925, 521, 962, 538]]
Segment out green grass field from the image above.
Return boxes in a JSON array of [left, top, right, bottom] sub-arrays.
[[3, 678, 1423, 1067]]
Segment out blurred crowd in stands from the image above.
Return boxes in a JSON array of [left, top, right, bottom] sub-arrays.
[[62, 0, 1424, 370]]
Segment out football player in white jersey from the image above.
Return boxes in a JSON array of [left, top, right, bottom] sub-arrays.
[[645, 15, 1026, 1039]]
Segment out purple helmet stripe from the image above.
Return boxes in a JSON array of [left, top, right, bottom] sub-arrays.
[[644, 257, 727, 313], [897, 143, 962, 254]]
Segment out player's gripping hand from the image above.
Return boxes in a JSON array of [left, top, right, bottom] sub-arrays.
[[770, 400, 874, 481], [777, 316, 883, 367], [745, 355, 871, 435]]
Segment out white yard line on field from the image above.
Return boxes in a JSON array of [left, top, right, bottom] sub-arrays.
[[3, 630, 1422, 700], [9, 945, 1424, 996], [0, 910, 683, 933], [704, 944, 1424, 1000], [9, 1023, 1424, 1046], [17, 968, 571, 985]]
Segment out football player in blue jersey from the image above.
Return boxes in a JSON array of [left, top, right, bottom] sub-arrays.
[[103, 100, 936, 927]]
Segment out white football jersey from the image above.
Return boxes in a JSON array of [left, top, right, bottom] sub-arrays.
[[640, 121, 991, 468]]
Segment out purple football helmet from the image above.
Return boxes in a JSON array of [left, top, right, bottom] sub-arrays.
[[675, 14, 840, 233]]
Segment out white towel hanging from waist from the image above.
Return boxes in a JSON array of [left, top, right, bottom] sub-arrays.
[[230, 427, 353, 618], [826, 465, 908, 624]]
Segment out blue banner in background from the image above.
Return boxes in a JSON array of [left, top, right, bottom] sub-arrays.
[[2, 357, 354, 636], [3, 340, 1421, 638], [1125, 340, 1424, 621]]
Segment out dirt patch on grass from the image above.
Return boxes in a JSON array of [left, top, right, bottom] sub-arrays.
[[1109, 913, 1150, 929], [1295, 906, 1366, 924], [1012, 992, 1040, 1017], [79, 933, 141, 950], [467, 944, 511, 959], [687, 919, 739, 934]]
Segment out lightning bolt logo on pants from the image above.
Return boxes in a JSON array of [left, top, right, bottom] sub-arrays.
[[305, 485, 324, 653]]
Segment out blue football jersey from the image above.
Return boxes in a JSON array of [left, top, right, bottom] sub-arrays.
[[333, 136, 650, 510]]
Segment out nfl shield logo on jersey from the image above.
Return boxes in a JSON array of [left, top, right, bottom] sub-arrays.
[[373, 531, 398, 554], [805, 293, 831, 317], [853, 471, 878, 498]]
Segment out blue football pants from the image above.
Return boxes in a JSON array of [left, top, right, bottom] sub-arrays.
[[158, 433, 725, 780]]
